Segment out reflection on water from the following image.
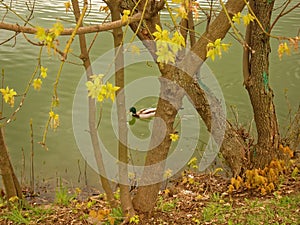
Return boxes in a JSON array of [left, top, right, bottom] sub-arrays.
[[0, 0, 299, 188]]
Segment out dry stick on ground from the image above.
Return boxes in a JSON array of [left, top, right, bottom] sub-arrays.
[[70, 0, 117, 207]]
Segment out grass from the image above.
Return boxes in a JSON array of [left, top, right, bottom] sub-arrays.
[[199, 193, 300, 225], [0, 203, 53, 225], [54, 185, 76, 206], [0, 170, 299, 224], [0, 193, 299, 225]]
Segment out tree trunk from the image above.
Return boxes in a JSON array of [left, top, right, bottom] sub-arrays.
[[133, 66, 185, 212], [244, 0, 280, 168], [131, 0, 247, 212], [71, 0, 116, 207], [105, 0, 135, 218], [0, 128, 22, 199]]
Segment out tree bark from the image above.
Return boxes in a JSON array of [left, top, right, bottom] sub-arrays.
[[0, 128, 22, 199], [71, 0, 116, 207], [244, 0, 280, 168], [131, 0, 247, 212], [105, 0, 135, 218], [133, 65, 185, 212]]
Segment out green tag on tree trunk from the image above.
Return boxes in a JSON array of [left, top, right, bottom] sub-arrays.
[[263, 71, 269, 93]]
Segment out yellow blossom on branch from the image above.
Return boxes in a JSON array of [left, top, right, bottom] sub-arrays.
[[50, 22, 64, 37], [49, 110, 60, 130], [187, 157, 198, 169], [156, 46, 176, 64], [105, 82, 120, 102], [170, 31, 185, 52], [64, 1, 71, 12], [0, 86, 17, 107], [35, 26, 46, 41], [35, 22, 64, 54], [153, 24, 170, 42], [206, 38, 231, 61], [41, 66, 48, 78], [278, 42, 290, 60], [121, 10, 130, 23], [170, 133, 179, 142], [86, 75, 103, 99], [232, 12, 255, 26], [232, 12, 242, 24], [33, 78, 42, 91], [153, 25, 185, 64], [174, 5, 188, 19], [243, 13, 255, 26], [86, 74, 120, 102]]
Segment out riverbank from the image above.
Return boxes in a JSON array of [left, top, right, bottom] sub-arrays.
[[1, 159, 299, 225]]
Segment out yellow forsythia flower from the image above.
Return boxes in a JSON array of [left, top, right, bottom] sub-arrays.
[[174, 5, 188, 19], [86, 74, 120, 102], [170, 133, 179, 142], [105, 82, 120, 102], [278, 42, 290, 60], [41, 66, 48, 78], [243, 13, 255, 26], [51, 22, 64, 37], [64, 1, 71, 12], [49, 111, 60, 130], [0, 86, 17, 107], [232, 12, 242, 24], [121, 10, 130, 23], [35, 26, 46, 41], [206, 38, 231, 61], [33, 78, 42, 91]]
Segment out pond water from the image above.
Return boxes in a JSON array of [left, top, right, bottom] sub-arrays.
[[0, 1, 299, 189]]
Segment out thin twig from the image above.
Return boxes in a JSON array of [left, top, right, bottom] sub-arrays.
[[30, 118, 35, 193], [271, 2, 300, 31], [6, 46, 43, 124]]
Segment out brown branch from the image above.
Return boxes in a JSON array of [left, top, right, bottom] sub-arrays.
[[271, 1, 300, 31], [283, 105, 300, 152], [0, 13, 141, 36], [104, 0, 135, 219], [242, 11, 252, 84], [70, 0, 117, 207]]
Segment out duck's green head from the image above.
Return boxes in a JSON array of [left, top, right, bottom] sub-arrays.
[[129, 107, 136, 114]]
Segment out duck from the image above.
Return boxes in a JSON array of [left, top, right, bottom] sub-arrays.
[[129, 106, 156, 119]]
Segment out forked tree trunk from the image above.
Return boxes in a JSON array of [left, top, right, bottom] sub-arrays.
[[0, 128, 22, 199], [131, 0, 246, 212], [244, 0, 280, 168]]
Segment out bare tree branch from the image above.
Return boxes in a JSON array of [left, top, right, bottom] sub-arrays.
[[0, 13, 141, 36]]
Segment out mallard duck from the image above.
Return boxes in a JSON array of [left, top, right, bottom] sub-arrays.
[[129, 107, 156, 119]]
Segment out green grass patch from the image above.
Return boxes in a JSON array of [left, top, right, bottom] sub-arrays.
[[199, 193, 300, 225]]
